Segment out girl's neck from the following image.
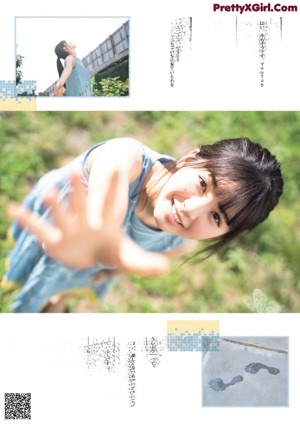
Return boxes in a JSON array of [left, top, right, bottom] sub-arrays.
[[67, 50, 77, 58], [135, 160, 173, 230]]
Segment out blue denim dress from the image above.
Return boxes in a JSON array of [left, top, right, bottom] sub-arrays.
[[3, 139, 185, 312], [66, 56, 93, 96]]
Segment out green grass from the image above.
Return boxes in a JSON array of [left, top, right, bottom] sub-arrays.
[[0, 111, 299, 313]]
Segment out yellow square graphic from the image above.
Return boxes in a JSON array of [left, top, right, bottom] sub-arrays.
[[167, 320, 220, 352], [168, 320, 219, 335], [0, 98, 37, 111]]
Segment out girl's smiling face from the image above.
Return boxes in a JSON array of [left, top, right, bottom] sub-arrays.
[[153, 163, 229, 241]]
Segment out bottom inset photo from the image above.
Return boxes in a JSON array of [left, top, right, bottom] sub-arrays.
[[203, 337, 288, 407]]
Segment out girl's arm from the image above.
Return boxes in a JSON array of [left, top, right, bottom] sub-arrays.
[[86, 138, 142, 230], [84, 139, 169, 275], [54, 55, 75, 95], [9, 139, 170, 277], [163, 239, 198, 258]]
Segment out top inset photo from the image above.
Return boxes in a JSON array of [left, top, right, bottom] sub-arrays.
[[15, 17, 129, 97]]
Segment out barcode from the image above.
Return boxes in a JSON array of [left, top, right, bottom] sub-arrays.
[[4, 393, 31, 420]]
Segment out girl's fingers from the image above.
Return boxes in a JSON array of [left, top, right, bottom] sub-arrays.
[[68, 173, 87, 223], [119, 236, 170, 277], [8, 203, 60, 245], [101, 170, 121, 225], [125, 250, 170, 277], [43, 189, 69, 232]]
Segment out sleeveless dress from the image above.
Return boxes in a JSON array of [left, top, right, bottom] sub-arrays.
[[2, 139, 186, 312], [66, 56, 93, 96]]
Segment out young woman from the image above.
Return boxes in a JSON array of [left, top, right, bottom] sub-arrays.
[[54, 41, 93, 97], [2, 137, 283, 312]]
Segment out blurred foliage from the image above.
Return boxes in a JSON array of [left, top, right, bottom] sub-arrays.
[[92, 76, 129, 97], [0, 111, 299, 313], [95, 60, 129, 82], [92, 60, 129, 97]]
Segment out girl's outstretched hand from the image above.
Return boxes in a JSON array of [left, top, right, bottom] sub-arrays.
[[54, 83, 63, 96], [8, 172, 170, 277]]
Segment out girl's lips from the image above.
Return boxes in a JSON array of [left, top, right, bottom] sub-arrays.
[[172, 199, 184, 226], [166, 199, 184, 228], [166, 210, 182, 227]]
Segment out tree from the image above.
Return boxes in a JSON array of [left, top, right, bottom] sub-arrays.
[[16, 54, 24, 85]]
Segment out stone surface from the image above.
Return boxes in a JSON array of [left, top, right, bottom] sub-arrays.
[[202, 337, 288, 407]]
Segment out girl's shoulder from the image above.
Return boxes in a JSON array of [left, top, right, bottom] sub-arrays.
[[125, 138, 175, 164], [86, 138, 175, 164], [65, 54, 76, 68], [79, 138, 176, 184]]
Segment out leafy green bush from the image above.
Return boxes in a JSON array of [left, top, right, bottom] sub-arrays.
[[92, 76, 129, 97]]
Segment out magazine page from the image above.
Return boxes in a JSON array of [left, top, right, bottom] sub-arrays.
[[0, 1, 299, 423]]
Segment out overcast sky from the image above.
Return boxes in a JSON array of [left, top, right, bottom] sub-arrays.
[[16, 17, 128, 93]]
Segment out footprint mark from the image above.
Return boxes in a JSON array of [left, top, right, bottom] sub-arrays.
[[244, 362, 280, 375], [208, 375, 243, 392]]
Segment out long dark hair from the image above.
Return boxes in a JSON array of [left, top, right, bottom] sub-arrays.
[[55, 40, 69, 86], [181, 137, 283, 258]]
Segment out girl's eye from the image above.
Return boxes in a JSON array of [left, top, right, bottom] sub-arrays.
[[211, 211, 221, 227], [198, 176, 207, 193]]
